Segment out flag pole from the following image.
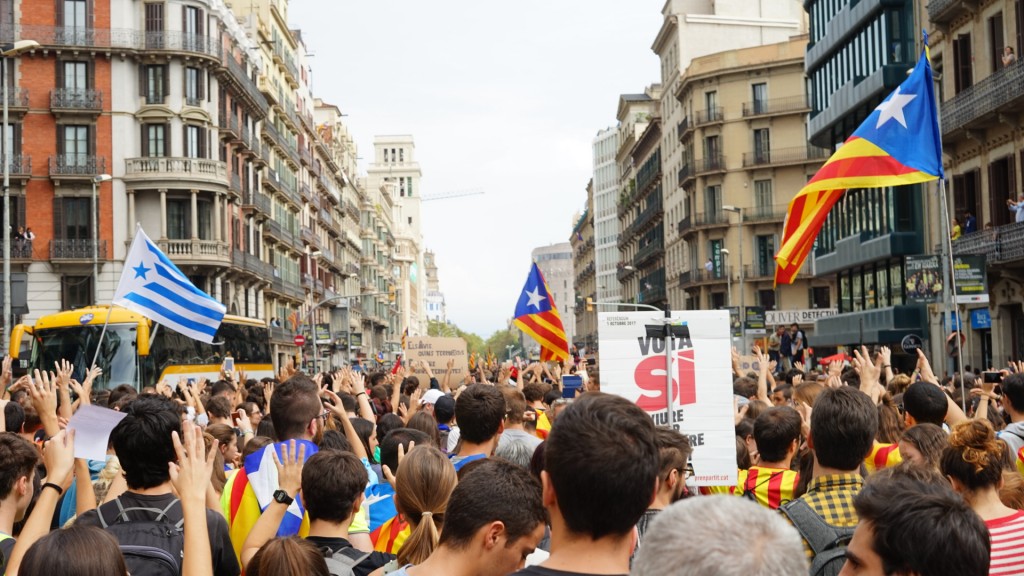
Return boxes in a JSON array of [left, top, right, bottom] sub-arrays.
[[939, 178, 968, 414], [90, 304, 115, 371]]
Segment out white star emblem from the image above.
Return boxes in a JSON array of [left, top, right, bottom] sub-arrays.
[[874, 87, 917, 129], [524, 287, 546, 310]]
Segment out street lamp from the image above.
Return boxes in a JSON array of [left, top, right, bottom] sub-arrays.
[[720, 248, 732, 307], [505, 344, 515, 361], [2, 39, 38, 344], [92, 174, 112, 304], [722, 205, 744, 313]]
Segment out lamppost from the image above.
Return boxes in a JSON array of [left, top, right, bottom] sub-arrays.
[[505, 344, 515, 361], [92, 174, 112, 304], [2, 39, 38, 344], [720, 248, 732, 307], [722, 205, 744, 313]]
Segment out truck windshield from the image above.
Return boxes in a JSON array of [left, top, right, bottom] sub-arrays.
[[31, 325, 139, 390]]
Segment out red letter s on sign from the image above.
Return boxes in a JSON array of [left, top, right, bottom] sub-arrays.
[[633, 349, 697, 411]]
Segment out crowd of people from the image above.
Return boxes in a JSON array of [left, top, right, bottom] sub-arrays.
[[0, 341, 1023, 576]]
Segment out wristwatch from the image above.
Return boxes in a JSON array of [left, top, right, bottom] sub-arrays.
[[273, 490, 294, 506]]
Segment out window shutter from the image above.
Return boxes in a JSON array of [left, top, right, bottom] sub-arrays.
[[56, 124, 65, 155], [54, 0, 64, 27], [86, 59, 95, 89], [138, 64, 146, 97], [53, 196, 65, 240], [12, 123, 21, 156], [55, 60, 65, 90], [141, 124, 149, 157], [199, 69, 205, 100], [162, 65, 169, 97]]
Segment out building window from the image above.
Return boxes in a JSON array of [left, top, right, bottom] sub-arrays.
[[183, 5, 204, 37], [61, 124, 91, 165], [809, 286, 830, 309], [754, 180, 772, 214], [55, 197, 92, 240], [753, 128, 770, 163], [144, 2, 164, 48], [755, 234, 776, 278], [142, 124, 167, 157], [61, 60, 89, 91], [757, 289, 776, 310], [59, 0, 88, 43], [990, 12, 1005, 74], [703, 135, 720, 166], [184, 125, 207, 158], [167, 199, 190, 239], [61, 275, 93, 310], [704, 185, 721, 218], [752, 83, 767, 114], [184, 67, 204, 106], [953, 33, 973, 93], [142, 64, 168, 105]]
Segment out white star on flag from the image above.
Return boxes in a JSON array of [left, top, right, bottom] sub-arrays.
[[874, 87, 917, 129], [524, 287, 546, 309]]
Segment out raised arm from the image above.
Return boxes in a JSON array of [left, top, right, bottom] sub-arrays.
[[170, 421, 219, 576], [240, 440, 305, 569]]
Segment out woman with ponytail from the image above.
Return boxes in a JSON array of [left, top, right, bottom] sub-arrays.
[[942, 420, 1024, 575], [393, 445, 457, 567]]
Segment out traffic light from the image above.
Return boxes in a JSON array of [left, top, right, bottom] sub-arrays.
[[586, 297, 594, 312], [388, 285, 396, 303]]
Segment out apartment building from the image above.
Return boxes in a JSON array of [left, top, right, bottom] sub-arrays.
[[806, 0, 931, 365], [614, 87, 661, 303], [532, 243, 575, 347], [2, 0, 394, 367], [592, 127, 620, 303], [572, 180, 596, 349], [931, 0, 1024, 367], [424, 249, 446, 324], [672, 38, 827, 325], [366, 135, 425, 339], [619, 113, 666, 310]]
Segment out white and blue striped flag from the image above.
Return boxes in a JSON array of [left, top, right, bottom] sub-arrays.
[[113, 227, 225, 343]]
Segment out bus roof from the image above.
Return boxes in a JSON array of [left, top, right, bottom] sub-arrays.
[[31, 306, 266, 330]]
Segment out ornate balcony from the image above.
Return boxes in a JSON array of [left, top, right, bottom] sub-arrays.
[[741, 95, 808, 117], [123, 157, 227, 190], [941, 59, 1024, 138], [50, 239, 107, 261], [157, 239, 229, 266], [50, 88, 103, 114], [49, 155, 105, 181], [1, 88, 28, 113], [2, 25, 220, 60], [3, 240, 33, 260], [242, 191, 271, 218], [696, 154, 727, 175], [694, 107, 724, 126], [742, 145, 829, 168]]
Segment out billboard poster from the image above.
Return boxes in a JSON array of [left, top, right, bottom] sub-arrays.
[[953, 255, 988, 304], [744, 306, 766, 335], [598, 311, 736, 486], [905, 255, 942, 304]]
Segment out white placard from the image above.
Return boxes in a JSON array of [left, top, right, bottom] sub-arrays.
[[598, 310, 736, 487], [68, 404, 127, 462]]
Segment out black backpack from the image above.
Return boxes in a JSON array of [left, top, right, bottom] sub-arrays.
[[780, 498, 855, 576], [97, 498, 184, 576], [321, 546, 372, 576]]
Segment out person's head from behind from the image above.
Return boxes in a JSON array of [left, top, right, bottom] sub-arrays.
[[107, 384, 137, 409], [455, 384, 505, 445], [4, 401, 25, 433], [438, 459, 547, 576], [20, 525, 128, 576], [898, 423, 948, 470], [380, 428, 430, 484], [0, 433, 39, 520], [652, 427, 692, 504], [205, 396, 232, 421], [301, 450, 368, 524], [394, 446, 458, 566], [631, 496, 807, 576], [732, 376, 757, 400], [317, 429, 353, 453], [376, 413, 405, 442], [544, 392, 658, 540], [522, 382, 549, 405], [1000, 372, 1024, 416], [940, 420, 1005, 497], [793, 381, 823, 408], [406, 411, 440, 447], [247, 536, 329, 576], [210, 379, 236, 399], [902, 382, 948, 427], [500, 386, 529, 427], [754, 406, 802, 466], [269, 374, 323, 442], [809, 386, 877, 472], [844, 465, 989, 576], [495, 439, 536, 469], [110, 395, 181, 489]]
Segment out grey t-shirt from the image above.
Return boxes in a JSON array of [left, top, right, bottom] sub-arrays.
[[498, 428, 543, 452]]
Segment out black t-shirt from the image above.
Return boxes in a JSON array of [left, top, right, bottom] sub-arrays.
[[306, 536, 394, 576], [76, 492, 240, 576], [0, 536, 15, 574], [512, 568, 627, 576]]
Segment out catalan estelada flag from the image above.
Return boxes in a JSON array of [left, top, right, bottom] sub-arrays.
[[775, 38, 943, 284], [513, 263, 570, 362]]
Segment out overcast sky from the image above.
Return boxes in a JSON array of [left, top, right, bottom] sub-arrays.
[[289, 1, 663, 336]]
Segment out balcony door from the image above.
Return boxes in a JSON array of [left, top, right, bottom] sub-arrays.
[[754, 129, 770, 164], [62, 124, 90, 167], [60, 0, 88, 44]]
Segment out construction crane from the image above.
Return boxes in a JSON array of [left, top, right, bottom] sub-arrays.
[[420, 189, 485, 202]]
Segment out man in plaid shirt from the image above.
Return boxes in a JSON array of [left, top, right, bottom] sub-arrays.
[[781, 386, 877, 560]]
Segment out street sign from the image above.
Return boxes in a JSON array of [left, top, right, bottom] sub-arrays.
[[900, 334, 923, 354], [294, 334, 306, 346]]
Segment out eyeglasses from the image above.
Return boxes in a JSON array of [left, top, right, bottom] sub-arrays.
[[684, 464, 695, 481], [317, 409, 331, 421]]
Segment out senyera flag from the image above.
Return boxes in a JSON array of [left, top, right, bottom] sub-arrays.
[[513, 262, 570, 362], [775, 36, 943, 284], [113, 226, 226, 343]]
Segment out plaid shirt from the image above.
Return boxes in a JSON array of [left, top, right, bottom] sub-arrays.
[[786, 473, 864, 558]]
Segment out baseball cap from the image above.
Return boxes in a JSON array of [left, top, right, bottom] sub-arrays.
[[421, 389, 445, 406], [434, 394, 456, 424]]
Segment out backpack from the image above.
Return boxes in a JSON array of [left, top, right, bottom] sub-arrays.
[[97, 497, 184, 576], [321, 545, 373, 576], [780, 498, 855, 576]]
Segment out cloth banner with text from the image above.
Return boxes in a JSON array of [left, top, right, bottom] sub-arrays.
[[403, 337, 470, 385], [598, 310, 736, 486]]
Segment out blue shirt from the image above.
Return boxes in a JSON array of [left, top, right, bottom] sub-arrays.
[[449, 453, 487, 472]]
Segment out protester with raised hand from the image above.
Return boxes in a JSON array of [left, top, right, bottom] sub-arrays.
[[4, 429, 76, 576], [170, 420, 219, 576], [240, 440, 307, 568]]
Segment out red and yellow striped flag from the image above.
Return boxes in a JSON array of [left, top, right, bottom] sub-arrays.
[[513, 263, 570, 363]]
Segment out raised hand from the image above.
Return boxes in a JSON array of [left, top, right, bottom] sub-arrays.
[[271, 439, 306, 498], [42, 428, 76, 488], [381, 441, 413, 487], [169, 420, 217, 508]]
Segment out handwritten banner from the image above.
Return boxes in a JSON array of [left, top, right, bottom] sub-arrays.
[[404, 337, 469, 385]]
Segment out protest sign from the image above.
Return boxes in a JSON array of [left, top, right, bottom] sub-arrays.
[[404, 336, 469, 384], [598, 310, 736, 486], [68, 404, 128, 462]]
